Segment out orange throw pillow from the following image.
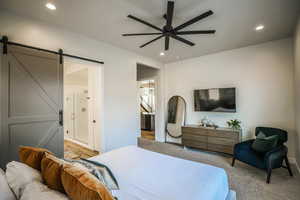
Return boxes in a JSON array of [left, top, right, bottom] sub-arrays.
[[41, 153, 65, 193], [19, 146, 52, 171], [61, 164, 114, 200]]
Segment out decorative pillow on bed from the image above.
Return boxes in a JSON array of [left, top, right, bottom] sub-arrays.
[[41, 153, 65, 193], [19, 146, 53, 171], [61, 164, 115, 200], [20, 181, 69, 200], [0, 168, 16, 200], [82, 159, 119, 191], [5, 161, 43, 198], [64, 158, 119, 191]]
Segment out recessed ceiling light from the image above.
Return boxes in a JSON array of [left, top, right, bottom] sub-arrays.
[[46, 3, 56, 10], [255, 25, 264, 31], [160, 52, 165, 56]]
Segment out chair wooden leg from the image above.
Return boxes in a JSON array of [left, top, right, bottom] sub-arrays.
[[267, 168, 272, 184], [231, 157, 236, 167], [284, 156, 293, 177]]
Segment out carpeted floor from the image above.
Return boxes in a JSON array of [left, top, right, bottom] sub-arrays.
[[138, 138, 300, 200]]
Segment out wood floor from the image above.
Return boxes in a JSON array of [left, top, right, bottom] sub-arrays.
[[64, 140, 99, 160], [141, 130, 155, 140]]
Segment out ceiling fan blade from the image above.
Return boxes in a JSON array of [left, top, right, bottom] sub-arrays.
[[174, 10, 214, 31], [140, 35, 164, 48], [165, 36, 170, 50], [122, 33, 162, 36], [128, 15, 163, 32], [176, 30, 216, 35], [166, 1, 175, 30], [170, 35, 195, 46]]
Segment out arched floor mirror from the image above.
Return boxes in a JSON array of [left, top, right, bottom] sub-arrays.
[[166, 96, 187, 141]]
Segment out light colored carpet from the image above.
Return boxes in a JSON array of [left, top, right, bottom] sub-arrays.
[[138, 138, 300, 200]]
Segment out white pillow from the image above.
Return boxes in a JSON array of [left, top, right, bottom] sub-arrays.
[[0, 168, 16, 200], [5, 161, 42, 198], [20, 181, 69, 200]]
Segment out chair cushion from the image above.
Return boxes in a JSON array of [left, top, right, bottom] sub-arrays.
[[234, 140, 266, 169], [251, 132, 279, 153], [19, 146, 53, 171], [41, 153, 65, 193], [255, 127, 287, 146]]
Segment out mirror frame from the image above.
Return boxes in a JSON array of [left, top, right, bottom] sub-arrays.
[[166, 95, 187, 138]]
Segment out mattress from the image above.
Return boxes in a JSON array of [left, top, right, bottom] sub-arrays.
[[90, 146, 234, 200]]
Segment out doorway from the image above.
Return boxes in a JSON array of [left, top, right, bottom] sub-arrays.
[[63, 60, 102, 159], [137, 64, 159, 141]]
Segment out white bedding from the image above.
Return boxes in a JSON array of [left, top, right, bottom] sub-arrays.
[[90, 146, 233, 200]]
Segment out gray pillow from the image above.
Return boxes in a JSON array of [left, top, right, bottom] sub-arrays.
[[81, 159, 119, 191], [252, 132, 279, 153], [63, 159, 119, 191]]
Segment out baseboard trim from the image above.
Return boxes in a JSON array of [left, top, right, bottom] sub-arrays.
[[289, 157, 300, 173]]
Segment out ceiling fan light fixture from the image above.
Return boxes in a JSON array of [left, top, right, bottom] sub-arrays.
[[46, 3, 56, 10], [160, 52, 165, 56], [123, 1, 215, 51]]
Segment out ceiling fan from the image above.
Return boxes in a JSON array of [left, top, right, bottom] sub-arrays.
[[122, 1, 216, 51]]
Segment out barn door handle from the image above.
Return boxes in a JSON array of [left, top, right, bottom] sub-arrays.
[[59, 110, 63, 126]]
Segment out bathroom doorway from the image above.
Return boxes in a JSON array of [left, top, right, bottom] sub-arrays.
[[64, 60, 102, 159]]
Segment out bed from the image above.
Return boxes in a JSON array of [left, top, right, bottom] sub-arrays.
[[90, 146, 236, 200]]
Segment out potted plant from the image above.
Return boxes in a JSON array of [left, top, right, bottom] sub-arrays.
[[227, 119, 241, 130]]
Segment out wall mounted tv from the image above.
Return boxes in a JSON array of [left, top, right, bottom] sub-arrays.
[[194, 88, 236, 113]]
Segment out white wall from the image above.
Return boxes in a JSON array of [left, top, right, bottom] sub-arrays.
[[165, 39, 296, 157], [0, 10, 164, 152], [294, 18, 300, 165]]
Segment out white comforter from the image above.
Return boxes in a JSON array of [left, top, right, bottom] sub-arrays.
[[90, 146, 230, 200]]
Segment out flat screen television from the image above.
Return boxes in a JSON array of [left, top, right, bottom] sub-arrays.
[[194, 88, 236, 112]]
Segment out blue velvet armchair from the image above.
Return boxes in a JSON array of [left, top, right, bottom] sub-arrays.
[[232, 127, 293, 183]]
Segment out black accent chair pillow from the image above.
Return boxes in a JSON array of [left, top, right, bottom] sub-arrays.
[[251, 132, 279, 153]]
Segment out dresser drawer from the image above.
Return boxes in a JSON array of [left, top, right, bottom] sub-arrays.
[[207, 143, 234, 154], [182, 127, 207, 136], [207, 137, 236, 146], [183, 139, 207, 150], [183, 134, 207, 143], [206, 130, 238, 139]]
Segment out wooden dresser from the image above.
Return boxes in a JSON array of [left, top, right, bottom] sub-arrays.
[[182, 125, 242, 155]]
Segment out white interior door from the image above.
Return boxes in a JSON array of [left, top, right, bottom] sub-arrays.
[[74, 90, 89, 145], [88, 66, 103, 151], [0, 45, 64, 169], [64, 94, 74, 139]]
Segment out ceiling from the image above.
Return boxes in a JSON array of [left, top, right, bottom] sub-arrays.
[[1, 0, 300, 63]]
